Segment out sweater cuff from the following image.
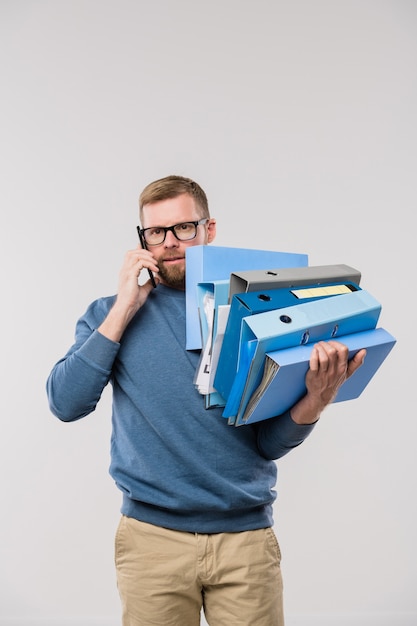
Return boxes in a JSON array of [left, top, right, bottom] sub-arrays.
[[279, 408, 318, 439], [256, 409, 318, 460]]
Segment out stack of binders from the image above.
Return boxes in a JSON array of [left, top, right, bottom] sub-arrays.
[[187, 248, 396, 426]]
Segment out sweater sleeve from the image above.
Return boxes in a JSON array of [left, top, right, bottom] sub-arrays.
[[255, 409, 317, 460], [46, 301, 120, 422]]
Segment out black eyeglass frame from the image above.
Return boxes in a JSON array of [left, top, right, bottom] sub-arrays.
[[138, 218, 209, 246]]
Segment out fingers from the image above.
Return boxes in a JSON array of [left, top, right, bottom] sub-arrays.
[[310, 340, 366, 378], [125, 246, 159, 282], [309, 340, 349, 373]]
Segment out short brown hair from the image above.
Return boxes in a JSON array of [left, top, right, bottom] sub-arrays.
[[139, 175, 209, 222]]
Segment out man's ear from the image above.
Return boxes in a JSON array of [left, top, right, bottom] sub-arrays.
[[207, 218, 217, 243]]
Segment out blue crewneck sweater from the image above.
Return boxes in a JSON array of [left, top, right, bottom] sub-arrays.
[[47, 284, 315, 533]]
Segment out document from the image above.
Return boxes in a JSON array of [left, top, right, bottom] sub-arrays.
[[235, 327, 396, 426], [205, 304, 230, 408], [194, 280, 229, 399]]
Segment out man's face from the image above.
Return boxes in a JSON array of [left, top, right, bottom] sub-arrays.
[[141, 193, 216, 289]]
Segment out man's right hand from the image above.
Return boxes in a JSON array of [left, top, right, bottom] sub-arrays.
[[98, 246, 159, 342]]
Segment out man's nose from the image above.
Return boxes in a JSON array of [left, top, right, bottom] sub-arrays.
[[164, 229, 180, 246]]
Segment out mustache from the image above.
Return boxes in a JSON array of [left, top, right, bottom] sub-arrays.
[[160, 254, 185, 262]]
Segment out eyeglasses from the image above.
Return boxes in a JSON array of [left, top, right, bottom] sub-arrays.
[[139, 218, 209, 246]]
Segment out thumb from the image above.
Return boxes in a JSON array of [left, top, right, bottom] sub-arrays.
[[347, 348, 367, 379], [144, 274, 160, 291]]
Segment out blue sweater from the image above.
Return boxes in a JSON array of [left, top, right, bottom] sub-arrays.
[[46, 285, 316, 533]]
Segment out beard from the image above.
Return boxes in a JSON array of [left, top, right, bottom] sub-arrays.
[[157, 258, 186, 289]]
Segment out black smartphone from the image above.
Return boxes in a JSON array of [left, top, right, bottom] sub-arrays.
[[136, 226, 157, 288]]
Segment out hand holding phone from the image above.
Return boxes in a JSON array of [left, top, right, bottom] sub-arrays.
[[136, 226, 157, 288]]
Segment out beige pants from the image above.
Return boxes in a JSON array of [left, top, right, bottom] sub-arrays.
[[115, 515, 284, 626]]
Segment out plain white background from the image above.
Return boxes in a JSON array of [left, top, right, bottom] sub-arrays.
[[1, 1, 416, 625]]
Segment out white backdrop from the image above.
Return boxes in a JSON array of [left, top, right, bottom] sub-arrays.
[[1, 1, 416, 625]]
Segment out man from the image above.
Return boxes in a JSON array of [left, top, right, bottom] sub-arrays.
[[46, 175, 366, 626]]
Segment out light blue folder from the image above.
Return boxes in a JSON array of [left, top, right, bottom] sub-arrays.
[[234, 327, 396, 426], [222, 289, 382, 423], [185, 245, 308, 350]]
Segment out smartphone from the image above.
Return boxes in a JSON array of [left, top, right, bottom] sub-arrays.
[[136, 226, 157, 288]]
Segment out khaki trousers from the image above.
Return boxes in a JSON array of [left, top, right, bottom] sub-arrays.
[[115, 516, 284, 626]]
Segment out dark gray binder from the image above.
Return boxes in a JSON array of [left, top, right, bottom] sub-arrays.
[[228, 263, 361, 301]]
